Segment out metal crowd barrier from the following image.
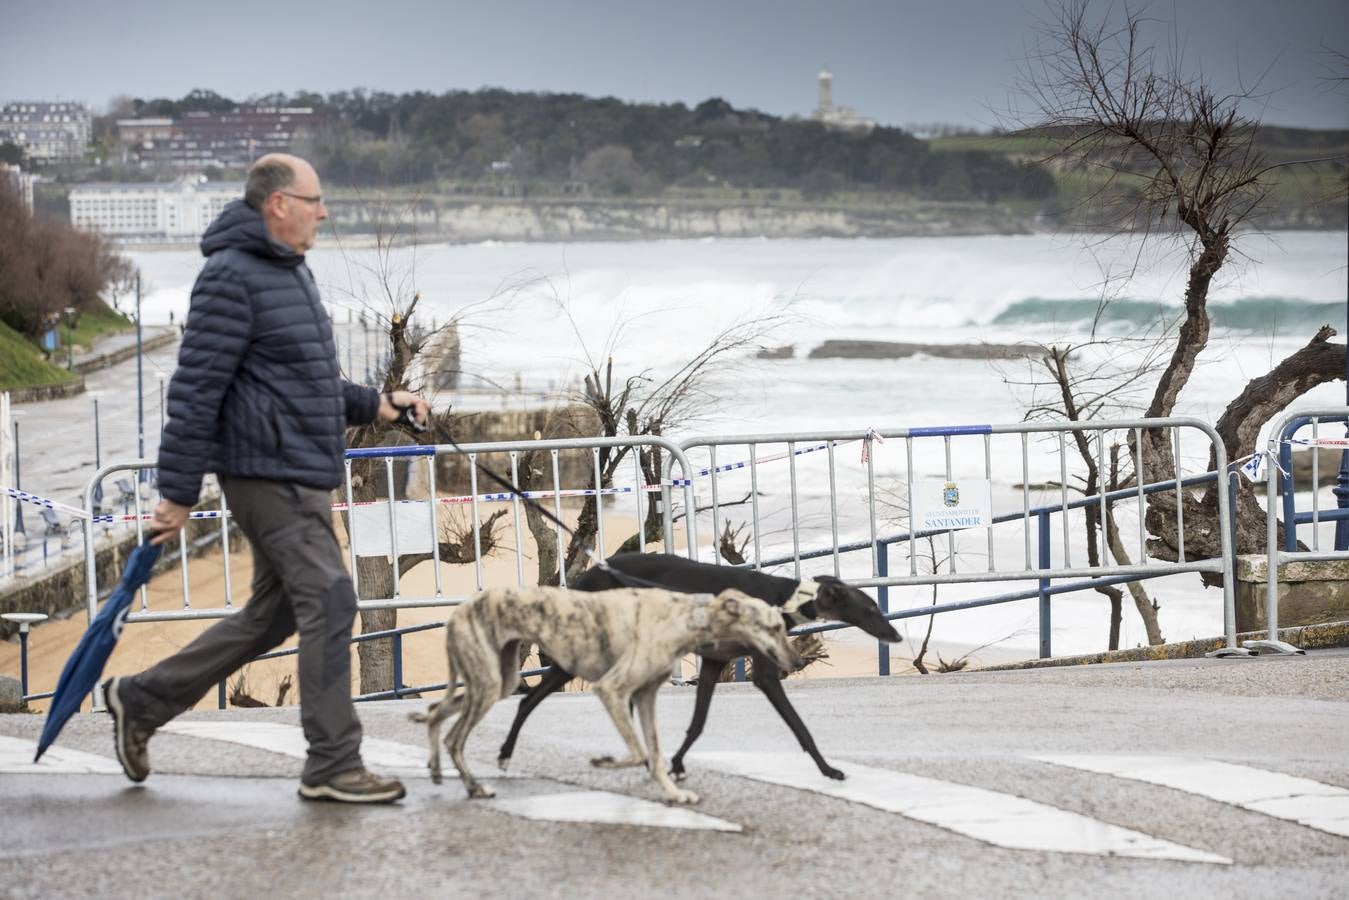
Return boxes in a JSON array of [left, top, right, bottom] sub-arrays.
[[1249, 407, 1349, 655], [79, 435, 699, 626], [673, 417, 1250, 662], [59, 414, 1308, 711]]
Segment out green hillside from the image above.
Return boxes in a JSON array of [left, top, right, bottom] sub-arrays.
[[0, 319, 75, 390]]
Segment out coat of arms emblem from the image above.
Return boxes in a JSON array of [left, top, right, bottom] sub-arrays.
[[943, 481, 959, 507]]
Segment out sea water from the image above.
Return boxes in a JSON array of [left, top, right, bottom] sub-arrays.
[[127, 230, 1348, 656]]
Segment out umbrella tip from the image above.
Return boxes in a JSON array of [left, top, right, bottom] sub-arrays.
[[32, 749, 43, 763]]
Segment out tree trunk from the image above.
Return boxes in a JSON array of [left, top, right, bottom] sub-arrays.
[[1143, 327, 1345, 571], [356, 556, 396, 694], [1105, 505, 1165, 645]]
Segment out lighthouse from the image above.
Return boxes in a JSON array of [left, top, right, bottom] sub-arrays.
[[817, 67, 834, 118]]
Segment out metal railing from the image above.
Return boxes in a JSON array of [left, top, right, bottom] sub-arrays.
[[1276, 413, 1349, 551], [16, 414, 1311, 708], [1248, 407, 1349, 656], [674, 417, 1250, 663], [78, 435, 700, 627]]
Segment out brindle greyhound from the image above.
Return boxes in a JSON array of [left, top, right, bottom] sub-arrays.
[[414, 584, 803, 804], [498, 553, 902, 781]]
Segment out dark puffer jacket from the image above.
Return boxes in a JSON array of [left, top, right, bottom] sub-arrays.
[[157, 199, 380, 507]]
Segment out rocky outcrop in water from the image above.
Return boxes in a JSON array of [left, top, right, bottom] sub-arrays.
[[808, 339, 1047, 360]]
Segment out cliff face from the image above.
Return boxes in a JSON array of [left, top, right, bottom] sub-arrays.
[[326, 197, 1038, 242]]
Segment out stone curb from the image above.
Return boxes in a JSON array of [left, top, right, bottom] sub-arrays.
[[972, 620, 1349, 671]]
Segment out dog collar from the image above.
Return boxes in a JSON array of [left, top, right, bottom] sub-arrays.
[[782, 580, 820, 627]]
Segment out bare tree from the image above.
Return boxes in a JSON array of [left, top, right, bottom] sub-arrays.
[[1015, 0, 1346, 579], [329, 200, 519, 693], [999, 331, 1170, 646], [514, 294, 798, 587]]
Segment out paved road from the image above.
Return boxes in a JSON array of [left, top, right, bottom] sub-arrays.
[[3, 651, 1347, 898]]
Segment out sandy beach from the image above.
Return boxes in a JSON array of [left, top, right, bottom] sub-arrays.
[[2, 504, 1029, 715]]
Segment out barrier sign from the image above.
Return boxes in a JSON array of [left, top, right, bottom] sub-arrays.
[[912, 479, 992, 532], [350, 501, 436, 558]]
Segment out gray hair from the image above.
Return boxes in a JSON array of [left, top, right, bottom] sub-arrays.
[[244, 159, 296, 210]]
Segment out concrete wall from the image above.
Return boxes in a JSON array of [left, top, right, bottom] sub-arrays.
[[1234, 555, 1349, 634]]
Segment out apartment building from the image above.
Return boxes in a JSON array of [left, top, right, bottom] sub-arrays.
[[69, 177, 241, 239], [0, 101, 92, 163]]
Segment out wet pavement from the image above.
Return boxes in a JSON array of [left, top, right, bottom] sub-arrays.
[[2, 652, 1347, 898]]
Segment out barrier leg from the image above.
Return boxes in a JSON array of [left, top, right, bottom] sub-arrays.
[[1038, 512, 1052, 659], [877, 544, 890, 676]]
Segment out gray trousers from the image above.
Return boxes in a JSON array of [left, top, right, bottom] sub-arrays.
[[121, 475, 364, 784]]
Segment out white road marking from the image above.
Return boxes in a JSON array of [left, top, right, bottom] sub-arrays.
[[695, 752, 1230, 864], [160, 720, 499, 779], [0, 735, 123, 775], [492, 790, 742, 832], [1034, 754, 1349, 839]]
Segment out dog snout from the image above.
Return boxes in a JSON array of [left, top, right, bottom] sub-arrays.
[[876, 621, 902, 643]]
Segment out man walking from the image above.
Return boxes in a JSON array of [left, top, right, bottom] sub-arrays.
[[104, 154, 427, 804]]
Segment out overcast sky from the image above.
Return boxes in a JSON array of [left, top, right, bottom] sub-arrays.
[[3, 0, 1346, 129]]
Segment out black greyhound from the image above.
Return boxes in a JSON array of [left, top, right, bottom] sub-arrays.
[[497, 552, 902, 781]]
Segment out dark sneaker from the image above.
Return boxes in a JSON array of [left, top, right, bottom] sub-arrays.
[[103, 677, 153, 783], [298, 768, 406, 804]]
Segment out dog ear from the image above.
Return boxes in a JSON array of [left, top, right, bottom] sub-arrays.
[[721, 596, 741, 617]]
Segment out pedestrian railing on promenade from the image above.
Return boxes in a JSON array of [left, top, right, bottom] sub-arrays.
[[674, 417, 1248, 674], [17, 413, 1331, 707], [1247, 407, 1349, 656]]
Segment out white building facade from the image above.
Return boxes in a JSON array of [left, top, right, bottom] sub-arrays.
[[0, 101, 92, 163], [69, 178, 241, 240], [0, 163, 34, 211]]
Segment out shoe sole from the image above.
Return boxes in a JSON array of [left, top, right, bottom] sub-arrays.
[[104, 678, 149, 783], [297, 783, 407, 804]]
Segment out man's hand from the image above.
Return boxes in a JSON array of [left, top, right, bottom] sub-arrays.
[[378, 390, 430, 428], [149, 500, 190, 545]]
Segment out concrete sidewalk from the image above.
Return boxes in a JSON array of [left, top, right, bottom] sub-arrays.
[[2, 651, 1346, 898]]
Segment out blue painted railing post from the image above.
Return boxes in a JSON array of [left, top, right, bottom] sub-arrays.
[[1281, 430, 1298, 552], [392, 633, 404, 699], [217, 680, 226, 710], [1038, 511, 1052, 658], [877, 542, 890, 676], [734, 656, 746, 682]]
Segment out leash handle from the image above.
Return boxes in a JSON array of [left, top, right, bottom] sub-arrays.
[[386, 395, 429, 433]]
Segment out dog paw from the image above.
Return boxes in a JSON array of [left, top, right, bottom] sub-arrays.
[[497, 756, 512, 772], [467, 783, 496, 799], [822, 766, 846, 781], [592, 755, 644, 769], [665, 788, 699, 805], [429, 769, 442, 785], [671, 768, 688, 782]]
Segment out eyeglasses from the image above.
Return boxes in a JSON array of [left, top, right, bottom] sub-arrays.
[[280, 190, 324, 205]]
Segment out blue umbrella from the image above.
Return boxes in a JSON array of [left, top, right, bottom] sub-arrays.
[[33, 540, 162, 762]]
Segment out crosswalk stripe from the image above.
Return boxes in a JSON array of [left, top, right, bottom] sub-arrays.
[[695, 752, 1230, 864], [159, 721, 476, 779], [0, 735, 123, 775], [491, 790, 742, 831], [1033, 754, 1349, 839]]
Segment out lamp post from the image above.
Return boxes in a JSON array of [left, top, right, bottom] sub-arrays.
[[1, 612, 47, 697], [64, 306, 76, 372], [156, 372, 167, 435], [11, 416, 23, 535], [90, 392, 104, 510], [135, 271, 145, 482]]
